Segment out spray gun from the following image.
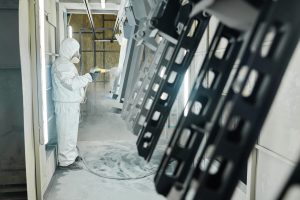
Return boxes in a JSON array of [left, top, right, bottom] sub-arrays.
[[82, 67, 111, 104], [90, 67, 111, 74], [88, 66, 111, 84]]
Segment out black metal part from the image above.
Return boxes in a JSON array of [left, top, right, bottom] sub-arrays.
[[150, 0, 182, 41], [136, 11, 210, 161], [177, 0, 300, 199], [131, 3, 196, 136], [154, 24, 243, 196], [124, 40, 170, 131], [277, 158, 300, 200], [132, 41, 177, 135], [245, 0, 266, 9]]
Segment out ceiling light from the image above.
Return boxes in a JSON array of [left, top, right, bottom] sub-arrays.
[[101, 0, 105, 8], [38, 0, 49, 145]]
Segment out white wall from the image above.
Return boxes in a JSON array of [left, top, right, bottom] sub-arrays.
[[253, 42, 300, 200]]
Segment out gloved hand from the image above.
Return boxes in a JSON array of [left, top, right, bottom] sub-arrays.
[[89, 72, 99, 81]]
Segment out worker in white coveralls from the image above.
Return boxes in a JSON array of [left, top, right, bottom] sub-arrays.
[[52, 38, 99, 169]]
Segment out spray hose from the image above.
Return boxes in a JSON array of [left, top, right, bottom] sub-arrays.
[[76, 146, 157, 180]]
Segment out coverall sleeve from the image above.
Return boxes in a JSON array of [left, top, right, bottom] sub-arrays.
[[55, 64, 92, 91]]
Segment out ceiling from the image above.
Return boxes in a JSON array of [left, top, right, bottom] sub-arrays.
[[59, 0, 122, 14], [59, 0, 121, 4]]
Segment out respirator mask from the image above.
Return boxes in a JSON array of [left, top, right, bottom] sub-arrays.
[[71, 51, 81, 64]]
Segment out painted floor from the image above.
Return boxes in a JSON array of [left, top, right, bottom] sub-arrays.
[[44, 82, 165, 200]]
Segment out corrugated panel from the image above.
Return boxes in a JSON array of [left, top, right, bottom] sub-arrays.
[[105, 52, 120, 68], [105, 42, 120, 50]]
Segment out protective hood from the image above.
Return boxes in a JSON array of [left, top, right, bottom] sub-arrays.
[[59, 38, 80, 60]]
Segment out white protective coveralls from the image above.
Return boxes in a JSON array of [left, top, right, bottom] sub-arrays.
[[52, 38, 92, 166]]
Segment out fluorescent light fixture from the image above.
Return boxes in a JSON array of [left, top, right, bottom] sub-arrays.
[[38, 0, 49, 145], [183, 70, 190, 105], [101, 0, 106, 8], [68, 25, 73, 38]]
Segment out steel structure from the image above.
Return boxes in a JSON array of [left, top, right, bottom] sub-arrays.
[[117, 0, 300, 199], [135, 9, 210, 160], [121, 0, 182, 119], [154, 23, 243, 196]]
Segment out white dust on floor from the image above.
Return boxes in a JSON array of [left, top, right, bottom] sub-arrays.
[[77, 141, 161, 179], [45, 82, 165, 200], [44, 169, 164, 200], [44, 141, 166, 200]]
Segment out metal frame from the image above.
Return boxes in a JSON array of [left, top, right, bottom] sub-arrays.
[[154, 23, 243, 196], [121, 49, 151, 118], [131, 1, 196, 136], [135, 5, 210, 161], [67, 9, 118, 15], [119, 0, 165, 104], [119, 25, 138, 103], [129, 40, 176, 129], [123, 39, 169, 131], [149, 0, 182, 42], [171, 0, 300, 199], [119, 0, 182, 106], [121, 39, 145, 105]]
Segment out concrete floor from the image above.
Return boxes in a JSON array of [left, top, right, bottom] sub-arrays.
[[44, 82, 165, 200]]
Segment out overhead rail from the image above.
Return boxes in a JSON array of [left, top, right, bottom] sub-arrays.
[[82, 0, 96, 39]]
